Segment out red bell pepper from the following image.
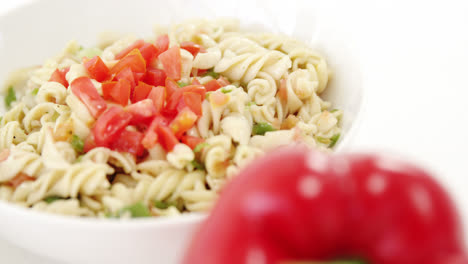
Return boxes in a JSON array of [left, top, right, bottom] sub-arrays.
[[183, 146, 468, 264]]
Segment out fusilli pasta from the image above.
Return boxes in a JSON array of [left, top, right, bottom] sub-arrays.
[[0, 18, 342, 218]]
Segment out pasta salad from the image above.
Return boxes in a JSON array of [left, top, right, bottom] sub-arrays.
[[0, 18, 342, 218]]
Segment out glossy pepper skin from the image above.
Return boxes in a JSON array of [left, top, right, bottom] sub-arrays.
[[183, 146, 468, 264]]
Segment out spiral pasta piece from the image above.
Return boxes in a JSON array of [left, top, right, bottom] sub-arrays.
[[0, 121, 27, 151], [0, 147, 43, 183]]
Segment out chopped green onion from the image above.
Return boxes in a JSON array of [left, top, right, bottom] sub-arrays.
[[191, 160, 205, 170], [247, 101, 257, 106], [205, 92, 212, 100], [220, 86, 232, 93], [44, 196, 62, 204], [316, 136, 330, 145], [329, 133, 341, 148], [154, 200, 175, 210], [203, 69, 219, 79], [51, 111, 60, 122], [105, 211, 115, 218], [75, 155, 84, 163], [4, 86, 16, 108], [193, 142, 209, 153], [178, 81, 189, 87], [330, 109, 339, 113], [252, 123, 276, 136], [119, 202, 151, 218], [31, 88, 39, 95], [78, 47, 102, 59], [71, 135, 84, 153]]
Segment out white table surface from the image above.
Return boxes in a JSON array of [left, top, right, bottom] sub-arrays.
[[1, 0, 468, 263]]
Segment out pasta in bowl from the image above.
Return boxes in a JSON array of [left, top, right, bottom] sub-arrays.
[[0, 18, 342, 218], [0, 0, 365, 263]]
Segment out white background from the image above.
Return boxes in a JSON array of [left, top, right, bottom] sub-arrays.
[[1, 0, 468, 263]]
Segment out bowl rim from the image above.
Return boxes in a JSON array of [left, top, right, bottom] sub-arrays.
[[0, 0, 368, 227]]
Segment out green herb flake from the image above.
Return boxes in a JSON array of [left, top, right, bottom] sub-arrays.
[[252, 123, 276, 136], [44, 196, 62, 204], [203, 69, 219, 79], [178, 81, 189, 88], [193, 142, 209, 153], [75, 155, 84, 163], [119, 202, 151, 218], [330, 109, 340, 113], [220, 86, 232, 94], [191, 160, 205, 170], [4, 86, 16, 108], [78, 47, 102, 59], [31, 88, 39, 95], [316, 136, 330, 145], [329, 133, 341, 148], [154, 200, 173, 210], [247, 102, 257, 106], [71, 135, 84, 153], [51, 111, 60, 122], [205, 92, 212, 100]]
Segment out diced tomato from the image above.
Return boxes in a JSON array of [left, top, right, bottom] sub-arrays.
[[49, 68, 69, 87], [8, 173, 35, 188], [111, 130, 145, 157], [205, 79, 222, 92], [165, 84, 206, 115], [165, 78, 179, 99], [155, 34, 170, 55], [115, 39, 145, 60], [133, 72, 145, 83], [83, 134, 97, 152], [102, 82, 116, 100], [191, 78, 201, 85], [157, 125, 179, 152], [139, 43, 158, 65], [165, 89, 184, 115], [169, 107, 198, 138], [125, 99, 156, 124], [217, 76, 230, 87], [92, 106, 132, 147], [0, 149, 10, 162], [183, 85, 206, 99], [182, 92, 202, 116], [159, 46, 181, 80], [194, 68, 208, 77], [113, 79, 131, 106], [147, 86, 166, 113], [115, 67, 136, 87], [180, 42, 203, 57], [142, 130, 158, 150], [102, 79, 131, 106], [144, 68, 166, 87], [110, 49, 146, 75], [181, 135, 204, 150], [132, 81, 154, 103], [279, 78, 288, 103], [210, 90, 229, 107], [71, 77, 107, 118], [142, 116, 169, 149], [83, 56, 109, 82]]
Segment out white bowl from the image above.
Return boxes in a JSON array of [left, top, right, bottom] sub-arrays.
[[0, 0, 366, 263]]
